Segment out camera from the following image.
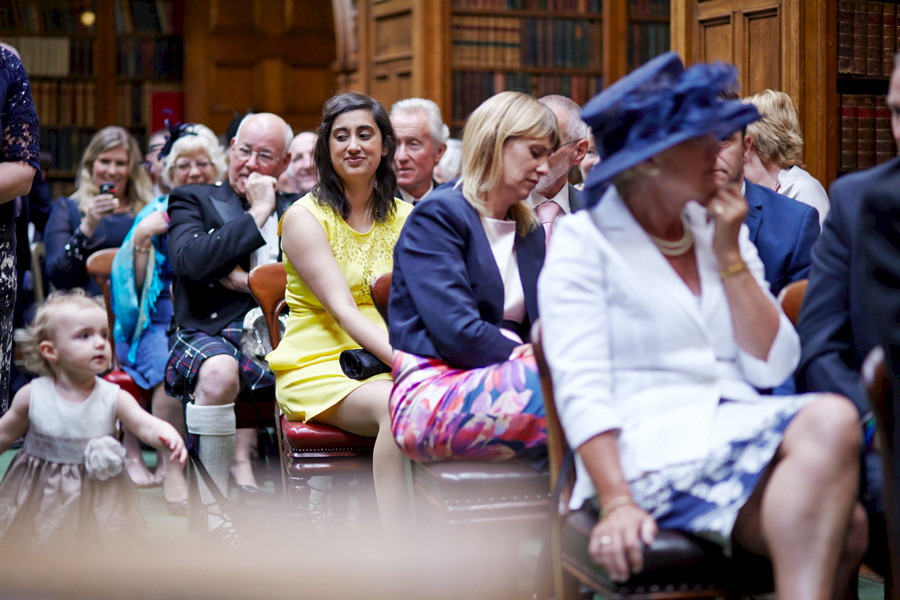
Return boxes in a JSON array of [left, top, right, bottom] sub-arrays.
[[99, 182, 115, 195]]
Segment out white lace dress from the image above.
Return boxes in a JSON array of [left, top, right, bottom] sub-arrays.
[[0, 376, 145, 552]]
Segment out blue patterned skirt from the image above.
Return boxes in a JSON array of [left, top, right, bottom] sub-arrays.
[[595, 395, 812, 549]]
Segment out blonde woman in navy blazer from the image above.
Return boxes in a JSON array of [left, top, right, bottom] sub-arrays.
[[539, 53, 866, 597], [388, 91, 558, 462]]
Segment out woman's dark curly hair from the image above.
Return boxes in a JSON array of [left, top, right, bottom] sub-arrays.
[[313, 92, 397, 222]]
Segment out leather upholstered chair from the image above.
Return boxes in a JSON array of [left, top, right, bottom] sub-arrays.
[[863, 346, 898, 597], [369, 272, 551, 539], [532, 321, 773, 600], [777, 278, 808, 327], [85, 248, 153, 409], [247, 262, 375, 519]]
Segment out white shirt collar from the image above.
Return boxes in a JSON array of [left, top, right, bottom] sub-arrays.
[[398, 181, 435, 205]]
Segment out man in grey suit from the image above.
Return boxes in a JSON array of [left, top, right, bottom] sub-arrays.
[[530, 95, 589, 242]]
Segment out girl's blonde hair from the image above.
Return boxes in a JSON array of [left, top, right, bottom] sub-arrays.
[[23, 289, 105, 376], [743, 89, 805, 169], [72, 126, 153, 215], [160, 123, 227, 190], [461, 91, 560, 235]]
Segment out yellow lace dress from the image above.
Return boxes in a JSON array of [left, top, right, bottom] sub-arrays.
[[267, 194, 412, 421]]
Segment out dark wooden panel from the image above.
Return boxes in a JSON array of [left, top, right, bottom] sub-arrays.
[[700, 16, 733, 64], [744, 10, 780, 94]]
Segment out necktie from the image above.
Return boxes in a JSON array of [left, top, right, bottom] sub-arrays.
[[536, 201, 561, 246]]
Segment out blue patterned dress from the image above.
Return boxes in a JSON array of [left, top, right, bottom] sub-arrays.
[[0, 48, 40, 413]]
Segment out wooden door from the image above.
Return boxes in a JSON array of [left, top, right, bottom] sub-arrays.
[[671, 0, 833, 185], [183, 0, 337, 136]]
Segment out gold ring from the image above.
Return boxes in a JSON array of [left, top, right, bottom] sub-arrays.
[[599, 535, 612, 546], [713, 205, 725, 216]]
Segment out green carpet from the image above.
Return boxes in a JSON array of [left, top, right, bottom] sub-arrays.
[[0, 447, 888, 599]]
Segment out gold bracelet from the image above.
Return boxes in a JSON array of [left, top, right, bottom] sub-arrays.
[[600, 494, 638, 520], [134, 245, 151, 254], [719, 261, 748, 279]]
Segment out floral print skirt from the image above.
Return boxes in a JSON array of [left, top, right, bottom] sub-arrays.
[[389, 350, 547, 462], [598, 394, 812, 550], [0, 224, 15, 414]]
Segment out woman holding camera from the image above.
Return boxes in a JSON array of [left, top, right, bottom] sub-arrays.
[[45, 126, 153, 295]]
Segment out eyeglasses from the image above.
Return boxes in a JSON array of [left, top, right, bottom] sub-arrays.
[[235, 145, 278, 166], [174, 160, 212, 172], [553, 139, 580, 154]]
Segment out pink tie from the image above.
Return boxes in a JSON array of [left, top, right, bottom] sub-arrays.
[[537, 201, 561, 246]]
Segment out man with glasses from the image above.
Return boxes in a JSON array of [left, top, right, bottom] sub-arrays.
[[145, 129, 171, 197], [529, 95, 590, 244], [165, 112, 297, 537]]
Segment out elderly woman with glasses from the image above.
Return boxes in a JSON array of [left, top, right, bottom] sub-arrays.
[[109, 123, 225, 511], [538, 53, 866, 597]]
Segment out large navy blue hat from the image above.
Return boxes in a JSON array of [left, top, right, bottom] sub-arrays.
[[581, 51, 761, 207]]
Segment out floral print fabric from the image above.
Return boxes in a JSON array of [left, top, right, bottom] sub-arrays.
[[389, 350, 547, 462]]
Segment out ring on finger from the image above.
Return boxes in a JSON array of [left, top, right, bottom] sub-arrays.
[[713, 204, 725, 216], [599, 535, 612, 546]]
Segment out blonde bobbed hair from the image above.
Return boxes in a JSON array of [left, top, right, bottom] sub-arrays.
[[743, 89, 805, 169], [461, 91, 560, 235], [23, 289, 105, 376], [160, 124, 227, 190], [72, 126, 153, 215]]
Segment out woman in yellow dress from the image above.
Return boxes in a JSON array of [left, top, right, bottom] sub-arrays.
[[267, 92, 412, 535]]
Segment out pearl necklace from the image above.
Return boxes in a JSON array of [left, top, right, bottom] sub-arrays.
[[647, 214, 694, 257]]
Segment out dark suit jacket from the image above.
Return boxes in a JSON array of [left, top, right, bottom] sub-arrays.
[[744, 180, 820, 297], [567, 182, 584, 212], [388, 185, 545, 370], [167, 180, 294, 335], [795, 158, 900, 414]]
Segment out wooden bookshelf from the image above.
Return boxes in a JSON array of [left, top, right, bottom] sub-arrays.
[[353, 0, 670, 136], [672, 0, 896, 190], [0, 0, 184, 199]]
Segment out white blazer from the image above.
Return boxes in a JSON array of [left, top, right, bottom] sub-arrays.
[[538, 188, 800, 509]]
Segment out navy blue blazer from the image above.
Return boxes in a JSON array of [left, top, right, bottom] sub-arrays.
[[388, 185, 545, 370], [744, 180, 820, 297], [796, 158, 900, 415]]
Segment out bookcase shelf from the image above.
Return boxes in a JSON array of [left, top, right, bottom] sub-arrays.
[[0, 0, 184, 198], [836, 0, 898, 175], [354, 0, 670, 139]]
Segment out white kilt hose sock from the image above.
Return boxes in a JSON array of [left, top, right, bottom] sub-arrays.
[[185, 402, 236, 506]]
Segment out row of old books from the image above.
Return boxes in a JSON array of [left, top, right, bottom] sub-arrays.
[[114, 0, 180, 35], [450, 70, 603, 124], [627, 21, 670, 71], [31, 81, 96, 127], [451, 0, 601, 11], [4, 36, 94, 77], [837, 0, 898, 77], [116, 36, 183, 79], [840, 94, 895, 171], [39, 127, 96, 173], [628, 0, 670, 19], [451, 14, 599, 70], [0, 0, 92, 34]]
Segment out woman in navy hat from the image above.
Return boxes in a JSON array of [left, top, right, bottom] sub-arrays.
[[539, 52, 865, 597]]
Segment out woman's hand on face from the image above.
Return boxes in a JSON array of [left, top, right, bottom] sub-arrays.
[[589, 504, 658, 582], [707, 183, 747, 265]]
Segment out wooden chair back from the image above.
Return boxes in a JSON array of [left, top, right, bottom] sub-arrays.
[[85, 248, 120, 368], [531, 321, 573, 507], [370, 272, 392, 324], [30, 240, 47, 304], [778, 278, 808, 327], [247, 262, 288, 351]]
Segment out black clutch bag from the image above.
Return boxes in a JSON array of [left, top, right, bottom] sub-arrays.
[[339, 349, 391, 380]]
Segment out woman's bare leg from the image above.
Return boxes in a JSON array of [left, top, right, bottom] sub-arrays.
[[315, 380, 410, 542], [152, 384, 187, 503], [732, 394, 862, 600], [230, 428, 260, 490]]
